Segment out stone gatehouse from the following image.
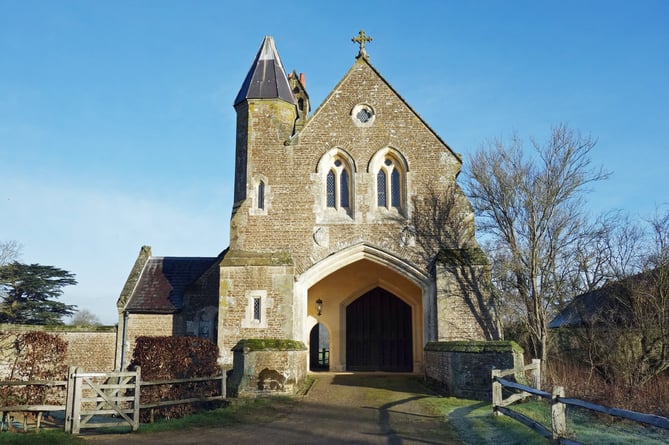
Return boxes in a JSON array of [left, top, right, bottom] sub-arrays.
[[116, 33, 499, 386]]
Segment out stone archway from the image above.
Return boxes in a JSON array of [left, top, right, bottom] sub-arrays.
[[296, 244, 434, 372], [346, 287, 412, 372]]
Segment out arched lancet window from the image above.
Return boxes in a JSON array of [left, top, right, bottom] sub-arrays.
[[377, 170, 387, 208], [376, 155, 405, 210], [391, 168, 401, 208], [326, 171, 336, 207], [257, 181, 265, 210], [340, 169, 350, 208], [325, 158, 351, 210]]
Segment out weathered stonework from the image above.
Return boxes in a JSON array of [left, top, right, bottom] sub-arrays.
[[117, 36, 500, 396], [216, 39, 500, 379], [227, 339, 308, 398], [424, 341, 524, 401]]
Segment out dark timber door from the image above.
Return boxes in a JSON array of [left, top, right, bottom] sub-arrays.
[[346, 287, 412, 372]]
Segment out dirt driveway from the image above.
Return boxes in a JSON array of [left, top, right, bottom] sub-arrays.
[[84, 373, 463, 444]]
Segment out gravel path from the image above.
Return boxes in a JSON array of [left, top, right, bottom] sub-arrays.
[[83, 373, 463, 444]]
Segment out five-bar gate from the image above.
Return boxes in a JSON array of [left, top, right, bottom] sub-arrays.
[[64, 366, 140, 434]]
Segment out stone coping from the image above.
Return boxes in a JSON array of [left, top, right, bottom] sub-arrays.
[[232, 339, 307, 352], [424, 340, 523, 354]]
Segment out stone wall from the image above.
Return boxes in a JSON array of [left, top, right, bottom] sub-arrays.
[[0, 324, 117, 377], [424, 341, 524, 401], [227, 339, 307, 398], [218, 255, 296, 366], [436, 258, 500, 341], [115, 313, 175, 371]]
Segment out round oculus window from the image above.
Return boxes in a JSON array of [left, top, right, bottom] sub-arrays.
[[351, 104, 375, 127]]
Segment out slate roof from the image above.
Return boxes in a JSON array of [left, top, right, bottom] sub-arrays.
[[549, 268, 662, 328], [124, 256, 217, 313], [234, 35, 295, 106], [548, 282, 627, 328]]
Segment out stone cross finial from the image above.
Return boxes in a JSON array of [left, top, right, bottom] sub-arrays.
[[352, 30, 373, 60]]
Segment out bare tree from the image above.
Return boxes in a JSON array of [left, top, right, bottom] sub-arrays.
[[571, 211, 645, 294], [68, 308, 102, 326], [0, 240, 22, 266], [464, 124, 609, 366], [555, 209, 669, 388]]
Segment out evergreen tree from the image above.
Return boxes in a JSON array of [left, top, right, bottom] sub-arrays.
[[0, 262, 77, 324]]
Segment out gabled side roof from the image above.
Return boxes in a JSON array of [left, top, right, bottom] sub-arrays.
[[122, 255, 218, 314], [304, 57, 461, 163], [548, 283, 627, 328], [549, 267, 663, 328], [234, 35, 295, 106]]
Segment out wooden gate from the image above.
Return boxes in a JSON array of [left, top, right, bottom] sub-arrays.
[[65, 366, 140, 434]]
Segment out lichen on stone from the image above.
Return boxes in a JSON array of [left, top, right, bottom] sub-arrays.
[[233, 339, 307, 352], [424, 340, 523, 354]]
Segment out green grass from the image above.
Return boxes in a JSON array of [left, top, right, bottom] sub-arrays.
[[138, 397, 297, 434], [427, 396, 669, 445], [0, 397, 298, 444], [1, 383, 667, 444], [0, 430, 86, 445]]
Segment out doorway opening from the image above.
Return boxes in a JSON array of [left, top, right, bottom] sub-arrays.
[[309, 323, 330, 371]]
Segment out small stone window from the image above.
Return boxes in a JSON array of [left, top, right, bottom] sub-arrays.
[[250, 177, 269, 216], [253, 297, 261, 322], [257, 181, 265, 210], [198, 312, 211, 337]]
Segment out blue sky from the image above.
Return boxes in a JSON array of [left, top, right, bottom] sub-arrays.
[[1, 1, 667, 324]]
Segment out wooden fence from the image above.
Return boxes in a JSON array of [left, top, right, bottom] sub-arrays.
[[492, 359, 669, 444], [1, 367, 226, 434]]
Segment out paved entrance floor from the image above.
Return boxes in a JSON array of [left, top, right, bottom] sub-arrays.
[[84, 373, 464, 444]]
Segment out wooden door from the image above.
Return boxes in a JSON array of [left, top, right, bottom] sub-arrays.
[[346, 287, 412, 372]]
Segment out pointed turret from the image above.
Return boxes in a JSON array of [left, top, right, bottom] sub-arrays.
[[231, 36, 298, 227], [234, 36, 295, 106]]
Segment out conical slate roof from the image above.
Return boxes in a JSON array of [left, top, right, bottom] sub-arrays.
[[234, 36, 295, 106]]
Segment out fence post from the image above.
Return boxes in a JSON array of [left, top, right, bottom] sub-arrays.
[[531, 358, 541, 391], [551, 385, 567, 440], [64, 366, 75, 433], [71, 367, 83, 434], [132, 366, 141, 431], [221, 371, 227, 399], [491, 368, 502, 416]]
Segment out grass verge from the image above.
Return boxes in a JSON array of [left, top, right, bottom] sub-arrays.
[[427, 396, 669, 445]]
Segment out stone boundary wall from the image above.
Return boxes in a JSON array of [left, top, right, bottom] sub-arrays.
[[424, 341, 524, 401], [0, 324, 117, 377], [227, 339, 308, 398]]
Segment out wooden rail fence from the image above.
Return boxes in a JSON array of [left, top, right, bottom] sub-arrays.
[[1, 367, 226, 434], [492, 359, 669, 444]]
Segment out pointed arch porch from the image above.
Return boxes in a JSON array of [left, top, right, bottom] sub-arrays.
[[294, 244, 435, 372]]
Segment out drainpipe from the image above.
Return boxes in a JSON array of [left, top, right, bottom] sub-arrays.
[[119, 310, 129, 371]]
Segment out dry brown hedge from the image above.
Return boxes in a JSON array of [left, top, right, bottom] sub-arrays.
[[129, 336, 222, 421]]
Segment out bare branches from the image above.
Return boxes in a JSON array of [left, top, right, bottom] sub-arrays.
[[0, 241, 22, 267], [464, 124, 610, 363]]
